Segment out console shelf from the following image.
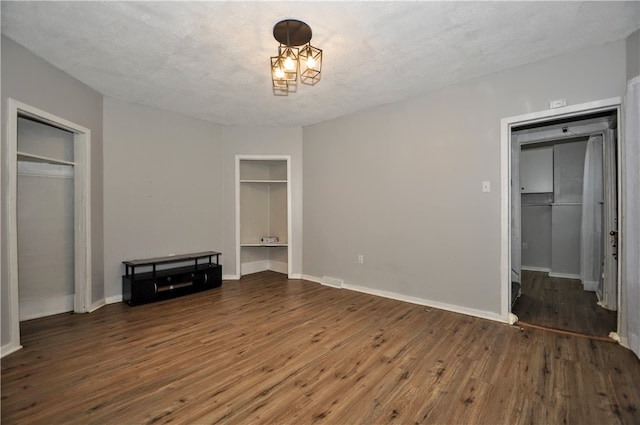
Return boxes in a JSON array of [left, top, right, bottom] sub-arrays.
[[122, 251, 221, 305]]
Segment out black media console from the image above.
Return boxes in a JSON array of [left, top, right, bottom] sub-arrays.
[[122, 251, 222, 305]]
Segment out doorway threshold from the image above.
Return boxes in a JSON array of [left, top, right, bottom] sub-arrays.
[[515, 320, 617, 343]]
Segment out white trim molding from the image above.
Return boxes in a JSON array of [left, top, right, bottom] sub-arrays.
[[241, 260, 271, 276], [500, 97, 622, 325], [521, 266, 552, 273], [17, 161, 74, 178], [240, 260, 288, 276], [235, 155, 293, 279], [4, 98, 92, 358], [104, 295, 123, 305], [302, 275, 505, 323], [548, 272, 582, 280], [19, 295, 74, 321], [89, 299, 107, 312], [301, 274, 323, 285]]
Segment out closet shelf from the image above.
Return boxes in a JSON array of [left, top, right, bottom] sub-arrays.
[[241, 243, 288, 247], [17, 151, 75, 166], [240, 179, 287, 183]]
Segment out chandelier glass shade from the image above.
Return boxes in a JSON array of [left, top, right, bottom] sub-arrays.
[[271, 19, 322, 94]]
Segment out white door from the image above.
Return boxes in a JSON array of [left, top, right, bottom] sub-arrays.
[[600, 128, 618, 310]]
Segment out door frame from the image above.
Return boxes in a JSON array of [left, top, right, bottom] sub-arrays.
[[3, 98, 92, 357], [500, 97, 622, 325], [235, 154, 292, 278]]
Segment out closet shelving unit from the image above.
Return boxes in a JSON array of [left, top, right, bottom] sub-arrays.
[[17, 152, 75, 166], [237, 156, 291, 277]]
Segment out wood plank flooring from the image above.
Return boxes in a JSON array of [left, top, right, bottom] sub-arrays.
[[3, 271, 639, 424], [512, 270, 617, 337]]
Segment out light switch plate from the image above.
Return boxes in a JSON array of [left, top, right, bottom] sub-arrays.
[[482, 181, 491, 192]]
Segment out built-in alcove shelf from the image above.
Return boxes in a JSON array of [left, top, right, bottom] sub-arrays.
[[241, 243, 288, 247], [17, 151, 75, 166], [238, 157, 290, 277], [240, 179, 287, 184]]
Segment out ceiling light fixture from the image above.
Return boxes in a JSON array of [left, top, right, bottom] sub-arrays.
[[271, 19, 322, 95]]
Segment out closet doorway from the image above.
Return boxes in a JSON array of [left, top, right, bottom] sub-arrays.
[[502, 98, 621, 338], [4, 99, 91, 357], [235, 155, 292, 278], [17, 116, 76, 321]]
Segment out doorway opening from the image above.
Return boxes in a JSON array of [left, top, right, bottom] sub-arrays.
[[512, 111, 619, 337], [501, 97, 622, 338], [17, 116, 76, 321], [235, 155, 292, 278], [3, 99, 92, 358]]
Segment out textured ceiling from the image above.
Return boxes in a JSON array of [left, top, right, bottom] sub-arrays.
[[2, 1, 639, 127]]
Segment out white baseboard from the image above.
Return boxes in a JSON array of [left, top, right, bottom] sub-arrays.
[[301, 274, 323, 284], [19, 294, 73, 321], [223, 274, 240, 280], [105, 295, 123, 304], [270, 260, 288, 275], [521, 266, 551, 273], [89, 299, 106, 312], [1, 342, 23, 358], [240, 260, 290, 276], [289, 273, 302, 279], [549, 272, 581, 279], [241, 260, 271, 275], [301, 274, 505, 323], [582, 280, 599, 292], [321, 276, 344, 288]]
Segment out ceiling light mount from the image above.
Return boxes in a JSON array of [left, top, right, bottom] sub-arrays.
[[271, 19, 322, 95], [273, 19, 312, 46]]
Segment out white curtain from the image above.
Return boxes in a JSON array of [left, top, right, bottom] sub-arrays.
[[580, 135, 603, 292], [623, 76, 640, 359]]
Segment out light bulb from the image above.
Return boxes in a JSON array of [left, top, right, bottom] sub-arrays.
[[284, 56, 295, 71], [306, 56, 316, 69], [275, 67, 284, 79]]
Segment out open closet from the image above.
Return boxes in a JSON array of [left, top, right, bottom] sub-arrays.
[[520, 138, 588, 279], [16, 116, 75, 320], [236, 156, 291, 277], [511, 110, 619, 336]]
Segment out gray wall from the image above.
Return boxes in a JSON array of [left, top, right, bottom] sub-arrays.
[[554, 140, 588, 204], [1, 36, 104, 348], [303, 40, 627, 315], [626, 30, 639, 80], [521, 205, 551, 270], [2, 28, 636, 346], [550, 141, 587, 277], [102, 97, 224, 299]]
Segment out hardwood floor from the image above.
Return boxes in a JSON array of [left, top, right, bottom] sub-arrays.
[[512, 270, 617, 337], [3, 271, 639, 424]]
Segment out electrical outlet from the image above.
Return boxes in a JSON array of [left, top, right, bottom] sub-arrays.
[[358, 254, 364, 264], [522, 242, 528, 250], [549, 98, 566, 109]]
